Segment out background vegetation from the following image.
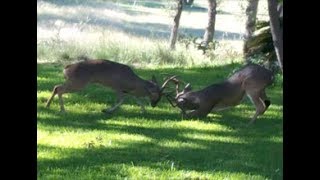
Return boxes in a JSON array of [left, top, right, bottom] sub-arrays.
[[37, 0, 283, 179]]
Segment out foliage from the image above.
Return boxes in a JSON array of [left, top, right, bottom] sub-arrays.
[[246, 17, 283, 73], [245, 1, 283, 73], [38, 28, 244, 68]]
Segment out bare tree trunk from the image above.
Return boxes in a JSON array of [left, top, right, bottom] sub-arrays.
[[268, 0, 283, 73], [169, 0, 183, 50], [203, 0, 217, 47], [243, 0, 259, 60]]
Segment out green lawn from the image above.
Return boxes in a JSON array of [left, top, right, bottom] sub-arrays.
[[37, 62, 283, 180]]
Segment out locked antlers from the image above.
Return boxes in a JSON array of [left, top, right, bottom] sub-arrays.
[[160, 76, 188, 107]]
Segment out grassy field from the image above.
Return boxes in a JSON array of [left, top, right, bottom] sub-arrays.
[[37, 62, 283, 179], [37, 0, 282, 179]]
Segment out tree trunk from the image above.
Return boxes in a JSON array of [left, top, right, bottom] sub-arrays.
[[169, 0, 183, 50], [243, 0, 259, 60], [268, 0, 283, 73], [203, 0, 217, 47]]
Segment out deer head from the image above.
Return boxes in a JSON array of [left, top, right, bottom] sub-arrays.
[[148, 75, 179, 107]]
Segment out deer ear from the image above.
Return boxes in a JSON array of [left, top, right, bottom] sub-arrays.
[[151, 75, 158, 85], [183, 83, 192, 93]]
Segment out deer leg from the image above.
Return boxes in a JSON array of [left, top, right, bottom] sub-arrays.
[[134, 97, 146, 113], [180, 109, 187, 118], [46, 85, 60, 108], [57, 83, 83, 113], [260, 89, 271, 110], [46, 81, 87, 113], [46, 84, 68, 112], [247, 91, 267, 125], [102, 92, 125, 114], [184, 105, 213, 119], [58, 92, 66, 113]]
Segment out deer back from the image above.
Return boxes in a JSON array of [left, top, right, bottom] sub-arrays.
[[63, 59, 145, 91], [228, 63, 274, 91]]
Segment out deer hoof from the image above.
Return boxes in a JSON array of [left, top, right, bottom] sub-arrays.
[[180, 111, 186, 119], [246, 120, 256, 127], [102, 109, 114, 114], [264, 100, 271, 108]]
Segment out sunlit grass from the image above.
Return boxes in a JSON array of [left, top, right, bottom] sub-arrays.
[[37, 1, 280, 179], [37, 61, 282, 179]]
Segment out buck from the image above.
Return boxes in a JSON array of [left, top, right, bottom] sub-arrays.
[[165, 63, 274, 124], [45, 59, 177, 113]]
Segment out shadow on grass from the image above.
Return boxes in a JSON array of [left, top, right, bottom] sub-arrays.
[[38, 100, 282, 137], [41, 0, 166, 9], [37, 62, 243, 92], [38, 0, 244, 41], [183, 4, 207, 13], [40, 0, 228, 14], [37, 62, 249, 121], [38, 132, 282, 179], [37, 61, 282, 126], [37, 62, 283, 179], [38, 11, 243, 41]]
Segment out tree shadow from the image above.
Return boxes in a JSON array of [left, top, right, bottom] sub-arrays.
[[38, 61, 283, 122], [37, 62, 283, 179], [37, 62, 243, 91], [37, 62, 281, 116], [38, 63, 282, 134], [38, 128, 282, 179], [183, 4, 207, 13], [38, 1, 244, 41], [38, 11, 243, 41]]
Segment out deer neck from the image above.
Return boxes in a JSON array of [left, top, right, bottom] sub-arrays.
[[130, 79, 151, 97]]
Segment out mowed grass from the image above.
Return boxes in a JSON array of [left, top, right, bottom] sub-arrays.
[[37, 62, 283, 180]]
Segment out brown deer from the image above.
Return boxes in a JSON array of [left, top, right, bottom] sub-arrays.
[[165, 63, 275, 124], [45, 59, 177, 113]]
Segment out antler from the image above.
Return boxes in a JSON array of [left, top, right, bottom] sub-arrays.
[[160, 76, 186, 108], [160, 75, 179, 93], [165, 93, 178, 107], [161, 75, 189, 95]]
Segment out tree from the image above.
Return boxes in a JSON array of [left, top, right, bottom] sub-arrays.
[[169, 0, 184, 50], [267, 0, 283, 73], [203, 0, 217, 47], [243, 0, 259, 60], [245, 21, 276, 70]]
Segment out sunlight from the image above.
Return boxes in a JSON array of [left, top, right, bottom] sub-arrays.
[[37, 1, 282, 179]]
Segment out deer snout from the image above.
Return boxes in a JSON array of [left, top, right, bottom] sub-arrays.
[[151, 97, 161, 107]]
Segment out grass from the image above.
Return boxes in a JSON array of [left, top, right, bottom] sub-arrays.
[[37, 62, 283, 180], [37, 1, 281, 179], [36, 27, 243, 67]]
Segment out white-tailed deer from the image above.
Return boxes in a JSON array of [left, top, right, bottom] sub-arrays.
[[165, 63, 274, 124], [46, 59, 177, 113]]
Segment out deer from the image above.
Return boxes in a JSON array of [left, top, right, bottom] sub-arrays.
[[45, 58, 178, 114], [164, 63, 275, 125]]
